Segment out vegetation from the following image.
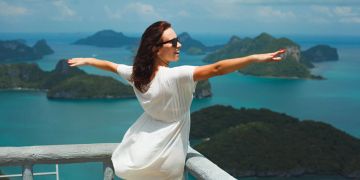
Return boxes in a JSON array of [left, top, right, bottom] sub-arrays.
[[0, 59, 135, 99], [190, 105, 360, 178], [0, 39, 53, 62], [203, 33, 331, 79], [73, 30, 139, 48], [300, 45, 339, 67], [48, 74, 134, 99], [194, 79, 212, 98]]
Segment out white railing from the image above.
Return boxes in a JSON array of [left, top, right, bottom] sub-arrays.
[[0, 143, 236, 180]]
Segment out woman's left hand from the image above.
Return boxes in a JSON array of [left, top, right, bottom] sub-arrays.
[[252, 49, 286, 63], [67, 58, 93, 67]]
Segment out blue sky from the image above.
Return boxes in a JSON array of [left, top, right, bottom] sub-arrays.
[[0, 0, 359, 36]]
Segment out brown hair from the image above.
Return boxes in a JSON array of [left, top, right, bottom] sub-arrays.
[[131, 21, 171, 93]]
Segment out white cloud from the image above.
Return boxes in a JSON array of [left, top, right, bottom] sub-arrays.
[[257, 6, 296, 22], [0, 1, 28, 16], [177, 10, 190, 17], [128, 2, 158, 17], [334, 6, 356, 17], [311, 5, 333, 17], [104, 5, 121, 19], [340, 17, 360, 23], [52, 0, 81, 21], [53, 0, 75, 17], [310, 5, 360, 24], [209, 0, 360, 6], [104, 2, 160, 20]]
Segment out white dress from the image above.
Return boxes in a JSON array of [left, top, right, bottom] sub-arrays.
[[111, 64, 198, 180]]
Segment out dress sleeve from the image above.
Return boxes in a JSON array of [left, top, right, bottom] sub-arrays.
[[175, 65, 198, 93], [116, 64, 133, 85]]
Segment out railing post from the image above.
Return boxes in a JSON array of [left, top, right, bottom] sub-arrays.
[[22, 164, 33, 180], [103, 160, 114, 180]]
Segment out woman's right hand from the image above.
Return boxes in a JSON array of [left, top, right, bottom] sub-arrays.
[[252, 49, 286, 63], [67, 58, 93, 67]]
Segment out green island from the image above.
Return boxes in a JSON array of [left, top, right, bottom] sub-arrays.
[[0, 39, 54, 62], [203, 33, 338, 79], [0, 60, 211, 99], [0, 60, 134, 99], [194, 79, 212, 98], [190, 105, 360, 178], [72, 30, 139, 48], [300, 45, 339, 68]]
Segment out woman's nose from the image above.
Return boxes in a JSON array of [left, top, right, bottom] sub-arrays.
[[177, 42, 182, 49]]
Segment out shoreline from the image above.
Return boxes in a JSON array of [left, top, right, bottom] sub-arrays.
[[238, 72, 325, 80], [0, 87, 47, 92]]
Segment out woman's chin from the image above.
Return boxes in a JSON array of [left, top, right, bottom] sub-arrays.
[[171, 55, 180, 61]]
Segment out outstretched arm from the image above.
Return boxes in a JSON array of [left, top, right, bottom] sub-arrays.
[[193, 49, 285, 81], [67, 58, 118, 73]]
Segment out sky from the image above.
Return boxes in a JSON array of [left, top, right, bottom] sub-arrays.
[[0, 0, 360, 36]]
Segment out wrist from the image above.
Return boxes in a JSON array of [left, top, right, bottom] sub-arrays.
[[86, 58, 96, 65], [249, 55, 259, 63]]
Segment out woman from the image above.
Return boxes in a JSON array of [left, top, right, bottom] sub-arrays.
[[68, 21, 285, 180]]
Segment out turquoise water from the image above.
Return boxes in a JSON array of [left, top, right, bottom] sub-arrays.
[[0, 33, 359, 179]]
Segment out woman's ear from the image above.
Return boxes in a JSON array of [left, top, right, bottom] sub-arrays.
[[152, 46, 157, 53], [153, 47, 160, 57]]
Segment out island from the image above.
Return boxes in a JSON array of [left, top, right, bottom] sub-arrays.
[[178, 32, 223, 55], [194, 79, 212, 98], [0, 39, 54, 62], [203, 33, 338, 79], [0, 60, 134, 99], [190, 105, 360, 179], [0, 60, 211, 99], [72, 30, 139, 48], [300, 45, 339, 68]]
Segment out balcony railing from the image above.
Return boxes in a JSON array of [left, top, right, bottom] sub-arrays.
[[0, 143, 236, 180]]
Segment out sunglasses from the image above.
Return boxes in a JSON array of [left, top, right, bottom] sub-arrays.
[[157, 37, 180, 48]]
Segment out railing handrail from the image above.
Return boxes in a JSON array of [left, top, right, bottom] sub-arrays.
[[0, 143, 236, 180], [0, 143, 114, 166]]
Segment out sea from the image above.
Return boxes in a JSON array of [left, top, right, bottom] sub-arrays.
[[0, 32, 359, 180]]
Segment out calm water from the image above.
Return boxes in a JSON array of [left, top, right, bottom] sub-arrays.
[[0, 33, 359, 179]]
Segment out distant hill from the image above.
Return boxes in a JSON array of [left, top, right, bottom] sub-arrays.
[[202, 33, 338, 79], [0, 39, 54, 62], [300, 45, 339, 68], [178, 32, 223, 55], [0, 60, 134, 99], [73, 30, 139, 48], [194, 80, 212, 98], [190, 105, 360, 178]]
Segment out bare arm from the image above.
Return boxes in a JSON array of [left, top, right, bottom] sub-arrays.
[[193, 49, 285, 81], [67, 58, 119, 73]]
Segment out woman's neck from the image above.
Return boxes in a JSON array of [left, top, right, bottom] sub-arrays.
[[156, 57, 169, 67]]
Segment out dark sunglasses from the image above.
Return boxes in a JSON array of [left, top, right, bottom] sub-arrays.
[[157, 37, 180, 48]]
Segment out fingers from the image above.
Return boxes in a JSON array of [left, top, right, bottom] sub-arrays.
[[271, 48, 286, 58], [67, 58, 77, 66]]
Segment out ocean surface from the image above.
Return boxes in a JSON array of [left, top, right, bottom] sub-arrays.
[[0, 33, 359, 180]]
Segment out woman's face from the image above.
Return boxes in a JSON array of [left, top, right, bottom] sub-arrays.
[[157, 28, 181, 63]]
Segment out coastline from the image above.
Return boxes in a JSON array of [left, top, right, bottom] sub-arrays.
[[0, 87, 48, 92], [238, 72, 325, 80]]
